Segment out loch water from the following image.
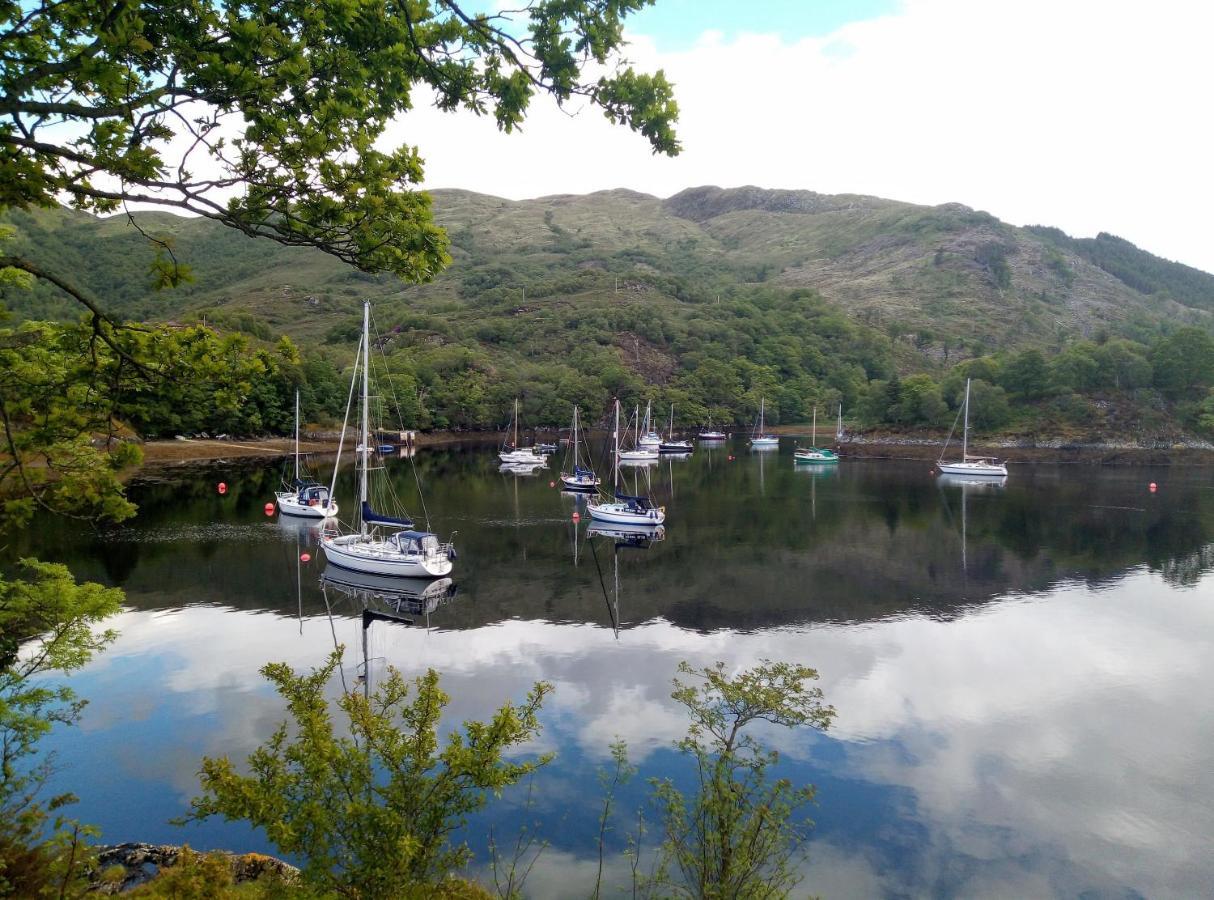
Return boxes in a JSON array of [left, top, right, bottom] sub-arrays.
[[18, 440, 1214, 898]]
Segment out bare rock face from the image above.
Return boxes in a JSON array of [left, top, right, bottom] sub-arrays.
[[91, 843, 299, 893]]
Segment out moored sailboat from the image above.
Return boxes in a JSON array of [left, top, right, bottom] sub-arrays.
[[587, 400, 667, 525], [794, 406, 838, 464], [499, 398, 546, 465], [275, 390, 339, 518], [749, 397, 779, 448], [937, 378, 1008, 477], [560, 405, 601, 491], [321, 302, 456, 578], [659, 403, 693, 453]]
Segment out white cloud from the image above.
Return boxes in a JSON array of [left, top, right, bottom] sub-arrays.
[[393, 0, 1214, 272]]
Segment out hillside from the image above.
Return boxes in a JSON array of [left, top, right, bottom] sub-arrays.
[[4, 186, 1214, 437]]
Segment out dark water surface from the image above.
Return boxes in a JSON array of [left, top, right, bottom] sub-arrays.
[[19, 440, 1214, 898]]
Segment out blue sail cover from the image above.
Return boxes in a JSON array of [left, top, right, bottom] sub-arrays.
[[361, 500, 414, 528], [574, 466, 595, 478]]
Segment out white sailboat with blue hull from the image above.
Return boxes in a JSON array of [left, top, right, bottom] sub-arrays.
[[321, 302, 455, 578]]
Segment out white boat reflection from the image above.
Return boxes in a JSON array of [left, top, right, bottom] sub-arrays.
[[320, 565, 457, 616], [587, 522, 666, 547], [499, 461, 547, 476], [937, 473, 1008, 492]]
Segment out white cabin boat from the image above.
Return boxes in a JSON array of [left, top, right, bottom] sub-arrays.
[[938, 378, 1008, 477]]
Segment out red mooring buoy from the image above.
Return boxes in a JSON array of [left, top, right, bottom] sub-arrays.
[[572, 511, 581, 521], [1149, 482, 1158, 492], [217, 482, 227, 495], [549, 481, 556, 488], [300, 552, 311, 563], [264, 502, 275, 516]]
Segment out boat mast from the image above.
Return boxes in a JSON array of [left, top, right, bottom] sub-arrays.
[[572, 405, 580, 471], [812, 406, 817, 447], [613, 400, 621, 492], [514, 398, 519, 448], [837, 403, 843, 441], [759, 397, 765, 435], [293, 389, 300, 483], [359, 301, 370, 536], [668, 404, 675, 440], [962, 377, 971, 461]]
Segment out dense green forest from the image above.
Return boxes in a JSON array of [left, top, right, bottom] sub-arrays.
[[4, 188, 1214, 440]]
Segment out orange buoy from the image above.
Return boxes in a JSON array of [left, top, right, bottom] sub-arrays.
[[572, 511, 580, 521], [264, 502, 275, 516], [300, 552, 311, 563], [217, 482, 227, 494], [549, 481, 555, 488]]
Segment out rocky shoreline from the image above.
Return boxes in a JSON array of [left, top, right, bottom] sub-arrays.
[[90, 843, 298, 893]]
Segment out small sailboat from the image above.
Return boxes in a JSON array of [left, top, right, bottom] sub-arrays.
[[637, 400, 662, 449], [794, 407, 838, 464], [749, 397, 779, 448], [618, 404, 659, 462], [499, 398, 546, 465], [275, 390, 339, 518], [587, 400, 667, 525], [698, 418, 726, 441], [560, 405, 601, 491], [937, 378, 1008, 477], [659, 404, 693, 453], [321, 302, 456, 578]]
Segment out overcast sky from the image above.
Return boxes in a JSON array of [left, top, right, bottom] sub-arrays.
[[392, 0, 1214, 274]]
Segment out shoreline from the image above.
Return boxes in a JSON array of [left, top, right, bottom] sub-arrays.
[[136, 429, 1214, 469]]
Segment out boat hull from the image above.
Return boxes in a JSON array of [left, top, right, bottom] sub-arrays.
[[937, 461, 1008, 477], [794, 452, 838, 464], [586, 501, 666, 525], [560, 474, 600, 491], [276, 493, 339, 518], [750, 438, 779, 448], [618, 449, 659, 461], [321, 535, 453, 577]]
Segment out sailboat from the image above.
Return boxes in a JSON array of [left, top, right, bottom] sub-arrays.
[[321, 302, 456, 577], [794, 406, 839, 464], [618, 404, 659, 462], [560, 405, 601, 491], [749, 397, 779, 448], [499, 398, 546, 464], [637, 400, 662, 449], [698, 419, 726, 441], [587, 400, 667, 525], [275, 390, 339, 518], [659, 404, 693, 453], [937, 378, 1008, 477]]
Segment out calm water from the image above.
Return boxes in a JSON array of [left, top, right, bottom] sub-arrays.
[[18, 440, 1214, 898]]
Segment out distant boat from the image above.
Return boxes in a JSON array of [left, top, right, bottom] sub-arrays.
[[750, 398, 779, 448], [587, 399, 667, 526], [499, 398, 546, 465], [637, 400, 662, 449], [618, 404, 659, 462], [794, 407, 838, 464], [698, 418, 726, 441], [659, 403, 693, 453], [275, 390, 339, 519], [937, 378, 1008, 477], [560, 405, 600, 492], [321, 302, 456, 578]]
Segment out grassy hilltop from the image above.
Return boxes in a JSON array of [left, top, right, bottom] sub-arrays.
[[5, 186, 1214, 438]]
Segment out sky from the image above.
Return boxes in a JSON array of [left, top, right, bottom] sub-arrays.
[[391, 0, 1214, 273]]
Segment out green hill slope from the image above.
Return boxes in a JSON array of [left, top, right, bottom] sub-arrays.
[[4, 186, 1213, 437]]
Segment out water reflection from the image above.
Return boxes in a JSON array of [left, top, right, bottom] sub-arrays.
[[16, 443, 1214, 898]]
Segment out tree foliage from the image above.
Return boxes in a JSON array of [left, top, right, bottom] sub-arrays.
[[184, 650, 553, 898], [645, 660, 835, 899], [1, 0, 678, 283], [0, 560, 124, 898]]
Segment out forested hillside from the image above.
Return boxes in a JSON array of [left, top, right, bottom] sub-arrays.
[[4, 187, 1214, 439]]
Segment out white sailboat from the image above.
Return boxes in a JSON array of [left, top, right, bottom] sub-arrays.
[[937, 378, 1009, 477], [750, 397, 779, 448], [659, 404, 693, 453], [499, 398, 546, 465], [560, 405, 601, 491], [275, 390, 339, 518], [587, 400, 667, 525], [637, 400, 662, 449], [618, 404, 659, 462], [321, 302, 456, 578]]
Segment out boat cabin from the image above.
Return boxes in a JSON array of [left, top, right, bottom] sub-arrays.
[[295, 482, 332, 506], [390, 530, 442, 557], [614, 492, 657, 512]]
